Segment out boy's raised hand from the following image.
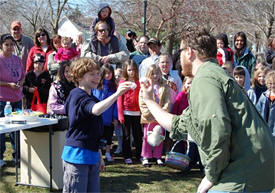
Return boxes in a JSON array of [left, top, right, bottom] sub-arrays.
[[116, 81, 132, 96]]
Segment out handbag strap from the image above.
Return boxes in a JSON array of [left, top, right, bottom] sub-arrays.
[[31, 88, 41, 105]]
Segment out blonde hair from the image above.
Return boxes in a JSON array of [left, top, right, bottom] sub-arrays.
[[71, 57, 100, 86], [265, 70, 275, 88], [145, 64, 166, 86], [251, 66, 270, 88], [94, 21, 110, 33], [61, 36, 72, 44]]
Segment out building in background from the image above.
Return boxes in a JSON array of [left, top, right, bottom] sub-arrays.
[[58, 16, 91, 43]]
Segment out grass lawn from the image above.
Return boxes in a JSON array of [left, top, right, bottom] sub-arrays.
[[0, 138, 202, 193], [0, 137, 274, 193]]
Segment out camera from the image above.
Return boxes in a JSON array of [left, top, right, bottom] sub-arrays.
[[127, 30, 137, 39]]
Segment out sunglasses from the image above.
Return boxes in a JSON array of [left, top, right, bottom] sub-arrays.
[[37, 33, 46, 37], [12, 28, 21, 31], [98, 29, 108, 33]]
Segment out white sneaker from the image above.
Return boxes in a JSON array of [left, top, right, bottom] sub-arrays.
[[142, 158, 150, 167], [105, 152, 114, 162], [157, 159, 164, 165], [0, 160, 7, 168]]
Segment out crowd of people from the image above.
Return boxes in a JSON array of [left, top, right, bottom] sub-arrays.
[[0, 2, 274, 193]]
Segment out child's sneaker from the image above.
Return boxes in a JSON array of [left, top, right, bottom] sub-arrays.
[[105, 152, 114, 162], [156, 159, 164, 166], [142, 158, 150, 167], [124, 158, 133, 164], [0, 160, 7, 168]]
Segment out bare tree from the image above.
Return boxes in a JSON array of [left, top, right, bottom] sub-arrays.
[[48, 0, 69, 34]]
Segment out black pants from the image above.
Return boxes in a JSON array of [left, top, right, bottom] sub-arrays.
[[103, 125, 114, 145], [122, 115, 142, 160]]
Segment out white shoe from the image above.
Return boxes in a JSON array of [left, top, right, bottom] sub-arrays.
[[105, 152, 114, 162], [0, 160, 7, 168], [142, 158, 150, 167], [157, 159, 164, 165]]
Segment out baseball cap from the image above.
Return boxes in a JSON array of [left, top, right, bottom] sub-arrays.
[[33, 54, 45, 63], [11, 21, 22, 29], [147, 38, 161, 46]]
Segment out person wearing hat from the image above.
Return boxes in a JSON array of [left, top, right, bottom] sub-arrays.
[[139, 37, 162, 78], [23, 53, 52, 110], [10, 21, 34, 71], [90, 3, 115, 41]]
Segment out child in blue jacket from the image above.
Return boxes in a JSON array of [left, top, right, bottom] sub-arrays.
[[256, 70, 275, 136], [92, 64, 118, 162], [62, 57, 131, 193]]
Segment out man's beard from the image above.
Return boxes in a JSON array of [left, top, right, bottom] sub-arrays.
[[181, 60, 193, 77]]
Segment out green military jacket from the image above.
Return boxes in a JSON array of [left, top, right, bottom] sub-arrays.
[[171, 60, 274, 192]]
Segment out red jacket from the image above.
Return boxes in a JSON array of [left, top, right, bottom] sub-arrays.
[[117, 79, 140, 123], [26, 45, 53, 72]]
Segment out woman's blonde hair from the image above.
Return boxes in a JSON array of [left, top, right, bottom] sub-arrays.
[[71, 57, 100, 86]]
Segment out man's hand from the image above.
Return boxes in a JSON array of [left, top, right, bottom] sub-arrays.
[[197, 176, 213, 193], [140, 78, 154, 102]]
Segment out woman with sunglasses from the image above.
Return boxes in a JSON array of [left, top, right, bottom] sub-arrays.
[[26, 28, 53, 72]]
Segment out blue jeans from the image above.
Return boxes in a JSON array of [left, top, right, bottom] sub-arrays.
[[62, 160, 100, 193], [0, 100, 22, 160]]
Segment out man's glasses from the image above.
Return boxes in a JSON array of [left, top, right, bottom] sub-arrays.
[[98, 29, 107, 33]]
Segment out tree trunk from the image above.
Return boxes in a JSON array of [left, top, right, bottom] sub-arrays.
[[165, 18, 176, 55]]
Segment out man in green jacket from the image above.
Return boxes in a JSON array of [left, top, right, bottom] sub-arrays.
[[140, 28, 274, 193]]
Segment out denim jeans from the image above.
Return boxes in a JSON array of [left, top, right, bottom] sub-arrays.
[[0, 100, 22, 160], [62, 160, 100, 193]]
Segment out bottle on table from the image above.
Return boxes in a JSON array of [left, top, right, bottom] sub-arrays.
[[4, 101, 12, 124]]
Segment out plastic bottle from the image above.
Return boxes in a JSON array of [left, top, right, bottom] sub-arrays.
[[4, 101, 12, 124]]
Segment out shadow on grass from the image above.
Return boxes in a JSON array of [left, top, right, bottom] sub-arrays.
[[100, 161, 203, 192]]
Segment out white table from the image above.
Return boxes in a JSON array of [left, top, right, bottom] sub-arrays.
[[0, 118, 58, 134], [0, 117, 58, 191]]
